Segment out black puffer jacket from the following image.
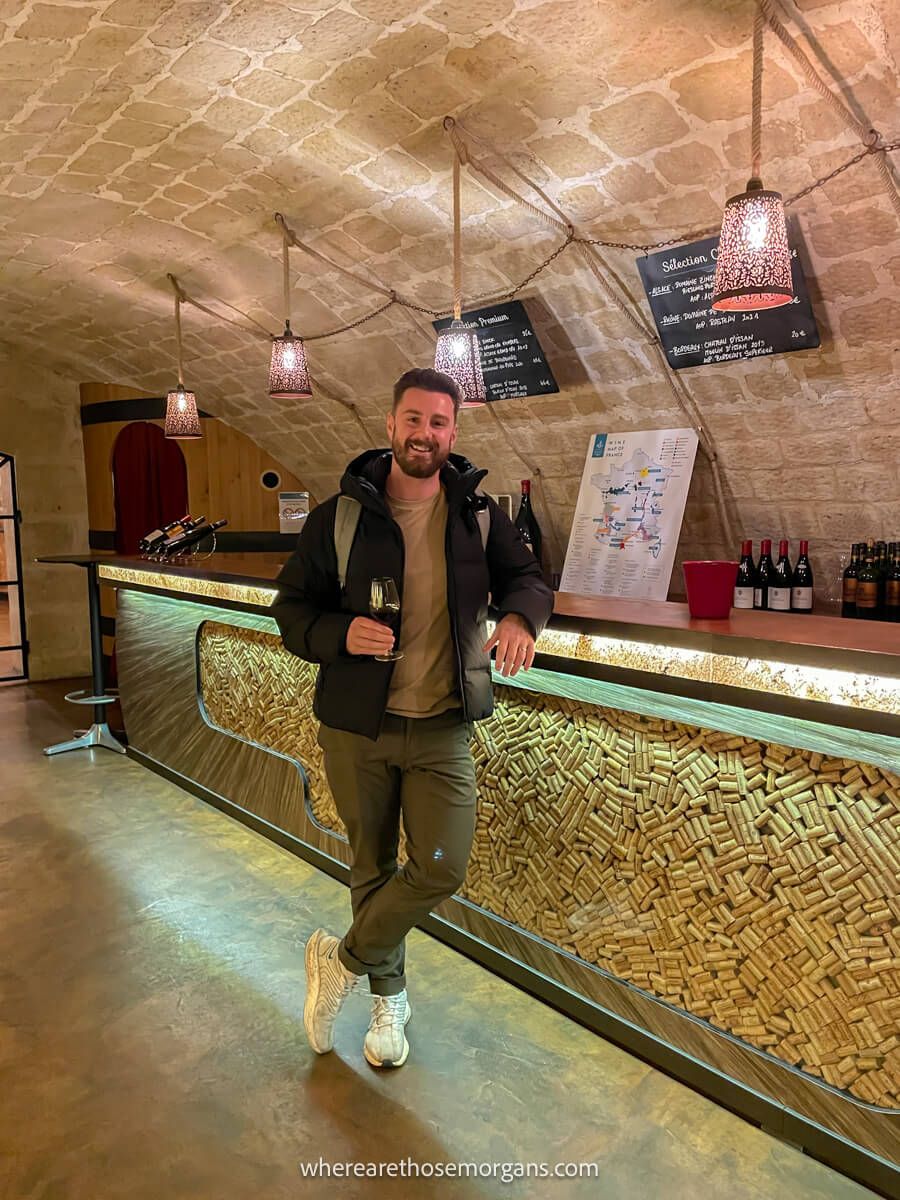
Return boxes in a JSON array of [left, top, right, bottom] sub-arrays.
[[272, 449, 554, 740]]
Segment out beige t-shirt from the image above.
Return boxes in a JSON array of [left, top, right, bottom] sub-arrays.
[[385, 486, 459, 718]]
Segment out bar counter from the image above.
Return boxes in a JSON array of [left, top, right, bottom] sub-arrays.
[[87, 553, 898, 1192]]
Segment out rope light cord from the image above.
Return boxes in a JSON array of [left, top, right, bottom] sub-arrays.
[[275, 211, 395, 302], [756, 0, 899, 217], [452, 148, 463, 321], [169, 273, 185, 383], [751, 5, 764, 182], [282, 222, 291, 328], [757, 0, 871, 142]]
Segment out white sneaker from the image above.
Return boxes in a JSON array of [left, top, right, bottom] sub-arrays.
[[363, 991, 411, 1068], [303, 928, 359, 1054]]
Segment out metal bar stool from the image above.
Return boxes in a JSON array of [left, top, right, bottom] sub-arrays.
[[42, 559, 126, 757]]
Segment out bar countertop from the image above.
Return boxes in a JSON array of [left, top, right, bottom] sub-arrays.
[[40, 552, 900, 680]]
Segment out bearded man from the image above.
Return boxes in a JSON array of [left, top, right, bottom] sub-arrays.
[[272, 367, 553, 1069]]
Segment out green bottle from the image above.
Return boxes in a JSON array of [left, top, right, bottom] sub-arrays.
[[886, 550, 900, 623], [841, 543, 860, 618], [855, 543, 879, 620], [876, 541, 888, 620]]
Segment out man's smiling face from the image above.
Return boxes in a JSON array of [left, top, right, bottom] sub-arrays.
[[387, 387, 458, 479]]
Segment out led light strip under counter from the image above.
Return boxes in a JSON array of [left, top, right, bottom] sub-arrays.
[[98, 563, 279, 610], [534, 628, 900, 720]]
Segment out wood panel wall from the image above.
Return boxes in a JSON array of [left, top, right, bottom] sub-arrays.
[[80, 382, 308, 661], [80, 383, 307, 535]]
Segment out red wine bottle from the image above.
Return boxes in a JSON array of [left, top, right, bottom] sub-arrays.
[[515, 480, 542, 565], [790, 540, 814, 613], [754, 539, 774, 610], [733, 540, 756, 609], [769, 539, 792, 612]]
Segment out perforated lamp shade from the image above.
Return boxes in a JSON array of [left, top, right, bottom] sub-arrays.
[[164, 385, 202, 439], [268, 322, 312, 399], [433, 320, 486, 409], [711, 183, 793, 311]]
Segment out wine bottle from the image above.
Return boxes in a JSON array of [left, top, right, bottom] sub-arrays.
[[733, 540, 756, 609], [841, 543, 860, 618], [790, 540, 814, 613], [768, 539, 792, 612], [855, 544, 879, 620], [754, 539, 774, 610], [883, 542, 897, 619], [161, 518, 227, 557], [515, 479, 543, 565], [139, 513, 193, 553], [886, 549, 900, 623]]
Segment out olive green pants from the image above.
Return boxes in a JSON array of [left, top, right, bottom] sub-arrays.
[[317, 709, 477, 997]]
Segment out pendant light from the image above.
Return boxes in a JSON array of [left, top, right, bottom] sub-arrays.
[[433, 138, 486, 408], [165, 282, 202, 440], [269, 215, 312, 399], [711, 7, 793, 311]]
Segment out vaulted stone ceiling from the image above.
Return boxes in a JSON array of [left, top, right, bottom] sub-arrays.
[[1, 0, 897, 578]]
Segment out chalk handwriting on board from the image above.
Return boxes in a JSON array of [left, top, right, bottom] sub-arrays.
[[433, 300, 559, 402], [636, 236, 819, 370]]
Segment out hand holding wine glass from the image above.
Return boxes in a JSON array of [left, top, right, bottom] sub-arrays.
[[368, 577, 403, 662]]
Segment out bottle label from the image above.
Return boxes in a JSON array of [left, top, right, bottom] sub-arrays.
[[733, 586, 754, 609], [856, 581, 879, 609], [842, 577, 858, 603], [769, 586, 791, 610], [791, 587, 813, 610], [887, 580, 900, 606], [754, 587, 763, 607]]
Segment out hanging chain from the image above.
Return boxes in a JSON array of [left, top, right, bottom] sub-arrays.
[[303, 298, 396, 341], [783, 138, 900, 206]]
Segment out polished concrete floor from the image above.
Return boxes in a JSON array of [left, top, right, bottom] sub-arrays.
[[0, 679, 880, 1200]]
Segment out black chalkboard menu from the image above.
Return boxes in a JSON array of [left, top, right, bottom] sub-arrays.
[[636, 235, 820, 370], [432, 300, 559, 402]]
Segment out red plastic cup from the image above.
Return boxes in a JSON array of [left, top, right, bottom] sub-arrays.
[[682, 560, 739, 619]]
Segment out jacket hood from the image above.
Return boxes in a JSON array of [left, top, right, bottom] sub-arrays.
[[340, 448, 487, 511]]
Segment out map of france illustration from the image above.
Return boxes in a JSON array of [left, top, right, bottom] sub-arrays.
[[590, 449, 672, 560]]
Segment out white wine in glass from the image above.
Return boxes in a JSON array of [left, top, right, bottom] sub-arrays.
[[369, 577, 403, 662]]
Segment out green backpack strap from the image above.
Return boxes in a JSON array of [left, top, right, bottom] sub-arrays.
[[334, 495, 361, 591], [335, 493, 488, 591]]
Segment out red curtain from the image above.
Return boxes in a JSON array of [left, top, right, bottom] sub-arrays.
[[112, 422, 189, 555]]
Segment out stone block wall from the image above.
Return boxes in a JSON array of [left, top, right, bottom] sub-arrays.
[[0, 347, 90, 681]]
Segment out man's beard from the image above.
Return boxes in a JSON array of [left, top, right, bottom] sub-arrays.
[[391, 432, 451, 479]]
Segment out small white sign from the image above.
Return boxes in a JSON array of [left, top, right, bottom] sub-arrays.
[[279, 491, 309, 535]]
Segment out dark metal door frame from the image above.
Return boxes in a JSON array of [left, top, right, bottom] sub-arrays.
[[0, 452, 28, 681]]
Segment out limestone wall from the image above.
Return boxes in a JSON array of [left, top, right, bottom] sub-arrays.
[[0, 348, 91, 681]]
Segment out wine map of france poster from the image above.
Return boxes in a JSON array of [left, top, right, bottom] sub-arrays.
[[560, 429, 699, 601]]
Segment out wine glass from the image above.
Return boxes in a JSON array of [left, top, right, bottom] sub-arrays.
[[369, 577, 403, 662]]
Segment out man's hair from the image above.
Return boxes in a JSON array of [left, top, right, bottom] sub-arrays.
[[392, 368, 461, 417]]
